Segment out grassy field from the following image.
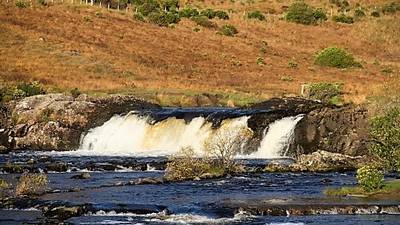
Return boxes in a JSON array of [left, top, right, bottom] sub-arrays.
[[0, 0, 399, 106]]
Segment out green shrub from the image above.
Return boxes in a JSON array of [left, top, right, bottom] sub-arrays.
[[382, 2, 400, 14], [17, 81, 46, 97], [332, 13, 354, 24], [15, 1, 29, 8], [313, 8, 327, 21], [215, 10, 229, 20], [201, 8, 216, 19], [307, 82, 343, 104], [15, 173, 48, 196], [247, 11, 266, 21], [280, 75, 293, 82], [285, 1, 325, 25], [371, 10, 380, 17], [179, 6, 199, 18], [148, 11, 180, 27], [369, 107, 400, 171], [70, 88, 81, 98], [37, 0, 47, 6], [288, 59, 298, 68], [354, 8, 366, 17], [0, 179, 10, 199], [159, 0, 179, 11], [218, 24, 238, 37], [356, 165, 384, 192], [329, 0, 350, 8], [133, 12, 145, 21], [315, 47, 361, 68], [191, 16, 217, 28], [256, 57, 265, 65], [137, 0, 160, 16]]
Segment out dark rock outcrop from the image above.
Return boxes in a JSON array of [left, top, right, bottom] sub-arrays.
[[291, 106, 369, 156], [4, 94, 160, 151]]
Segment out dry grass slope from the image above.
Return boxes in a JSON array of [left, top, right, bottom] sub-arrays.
[[0, 0, 399, 105]]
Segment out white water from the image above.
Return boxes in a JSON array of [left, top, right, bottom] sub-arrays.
[[77, 113, 250, 157], [75, 113, 303, 158], [249, 115, 304, 158]]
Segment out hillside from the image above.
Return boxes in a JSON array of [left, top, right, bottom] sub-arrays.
[[0, 0, 399, 106]]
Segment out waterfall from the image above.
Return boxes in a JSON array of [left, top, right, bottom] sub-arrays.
[[249, 115, 304, 158], [77, 113, 250, 156], [75, 112, 303, 158]]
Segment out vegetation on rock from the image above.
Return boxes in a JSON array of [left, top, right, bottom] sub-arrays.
[[306, 82, 343, 105], [15, 173, 48, 196]]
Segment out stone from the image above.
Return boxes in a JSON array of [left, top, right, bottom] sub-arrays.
[[5, 94, 159, 151], [71, 172, 91, 179]]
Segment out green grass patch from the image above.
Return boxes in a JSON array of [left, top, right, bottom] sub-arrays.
[[325, 179, 400, 197]]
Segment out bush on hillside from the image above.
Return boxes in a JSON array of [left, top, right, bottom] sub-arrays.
[[218, 25, 238, 37], [382, 2, 400, 14], [70, 88, 81, 98], [315, 47, 361, 68], [15, 1, 29, 8], [356, 165, 384, 192], [307, 82, 343, 104], [179, 6, 199, 18], [148, 11, 180, 27], [15, 173, 48, 196], [17, 81, 46, 97], [354, 8, 366, 17], [369, 107, 400, 171], [247, 11, 266, 21], [133, 12, 146, 21], [201, 8, 216, 19], [215, 10, 229, 20], [332, 14, 354, 24], [285, 2, 326, 25], [313, 8, 328, 21], [159, 0, 179, 11], [371, 10, 381, 17], [191, 16, 217, 28], [137, 0, 160, 16]]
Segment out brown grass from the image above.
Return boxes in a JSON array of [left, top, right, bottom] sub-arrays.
[[0, 0, 399, 105]]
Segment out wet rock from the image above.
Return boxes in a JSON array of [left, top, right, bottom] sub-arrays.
[[71, 172, 91, 179], [320, 178, 333, 183], [7, 94, 159, 151], [0, 145, 9, 154], [44, 204, 91, 220], [129, 177, 164, 185], [93, 203, 169, 215], [45, 162, 68, 172]]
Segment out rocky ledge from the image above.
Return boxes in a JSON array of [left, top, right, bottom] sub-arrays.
[[265, 150, 374, 173], [0, 94, 159, 151]]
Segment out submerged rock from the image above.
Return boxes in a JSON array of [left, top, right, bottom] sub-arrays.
[[71, 172, 91, 180]]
